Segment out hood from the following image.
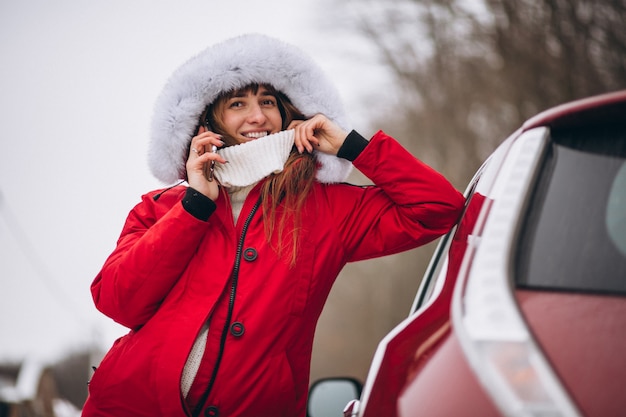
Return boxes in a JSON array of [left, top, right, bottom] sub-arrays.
[[148, 33, 353, 184]]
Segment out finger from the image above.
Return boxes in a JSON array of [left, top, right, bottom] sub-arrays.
[[294, 130, 313, 154], [191, 135, 223, 156], [287, 120, 304, 130], [293, 124, 306, 153], [303, 137, 314, 153], [187, 153, 226, 183], [196, 150, 228, 164], [295, 114, 327, 152], [302, 127, 318, 153], [293, 124, 314, 154], [202, 136, 225, 151]]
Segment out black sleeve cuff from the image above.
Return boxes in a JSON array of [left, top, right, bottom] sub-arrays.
[[337, 130, 369, 161], [182, 187, 217, 221]]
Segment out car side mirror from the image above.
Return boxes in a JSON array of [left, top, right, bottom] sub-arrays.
[[307, 377, 362, 417]]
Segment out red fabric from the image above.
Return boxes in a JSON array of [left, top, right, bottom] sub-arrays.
[[84, 131, 464, 417]]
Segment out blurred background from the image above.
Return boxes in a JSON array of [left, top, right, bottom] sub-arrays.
[[1, 0, 624, 415]]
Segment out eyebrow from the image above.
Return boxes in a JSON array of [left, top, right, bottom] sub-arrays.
[[229, 89, 276, 98]]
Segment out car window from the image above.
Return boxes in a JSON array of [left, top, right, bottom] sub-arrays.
[[515, 124, 626, 295], [410, 227, 453, 314]]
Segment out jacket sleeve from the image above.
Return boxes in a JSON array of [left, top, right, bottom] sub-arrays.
[[90, 189, 214, 329], [330, 130, 465, 262]]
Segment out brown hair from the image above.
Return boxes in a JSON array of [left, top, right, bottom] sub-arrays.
[[206, 84, 317, 266]]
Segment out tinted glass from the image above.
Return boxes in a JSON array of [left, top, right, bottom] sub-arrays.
[[516, 125, 626, 295]]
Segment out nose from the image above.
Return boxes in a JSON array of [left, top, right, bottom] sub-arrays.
[[246, 103, 267, 124]]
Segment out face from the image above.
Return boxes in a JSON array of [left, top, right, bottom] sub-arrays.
[[220, 86, 283, 144]]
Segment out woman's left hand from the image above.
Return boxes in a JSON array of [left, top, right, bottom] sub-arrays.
[[288, 114, 348, 155]]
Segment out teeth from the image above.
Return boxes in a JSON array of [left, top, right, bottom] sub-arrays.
[[244, 131, 269, 139]]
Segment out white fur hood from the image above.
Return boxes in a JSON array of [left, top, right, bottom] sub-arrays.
[[148, 34, 352, 184]]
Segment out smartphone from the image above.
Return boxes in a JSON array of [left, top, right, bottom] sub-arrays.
[[203, 112, 218, 182], [207, 145, 218, 181]]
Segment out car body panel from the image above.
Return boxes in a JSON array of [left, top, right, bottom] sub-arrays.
[[515, 290, 626, 417], [522, 90, 626, 130], [397, 330, 500, 417], [354, 90, 626, 417]]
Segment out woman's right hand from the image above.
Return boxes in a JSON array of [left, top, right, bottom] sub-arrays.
[[186, 127, 226, 201]]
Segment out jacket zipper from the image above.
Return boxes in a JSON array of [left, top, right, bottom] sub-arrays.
[[192, 197, 262, 417]]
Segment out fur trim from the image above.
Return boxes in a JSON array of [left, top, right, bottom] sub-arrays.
[[148, 34, 353, 184]]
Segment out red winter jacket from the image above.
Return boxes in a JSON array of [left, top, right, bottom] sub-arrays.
[[84, 131, 464, 417]]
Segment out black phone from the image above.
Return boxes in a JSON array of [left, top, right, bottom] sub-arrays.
[[203, 112, 218, 182]]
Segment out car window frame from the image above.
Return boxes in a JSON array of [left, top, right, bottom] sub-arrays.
[[410, 131, 521, 315], [410, 163, 485, 315]]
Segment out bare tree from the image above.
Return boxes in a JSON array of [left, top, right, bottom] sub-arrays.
[[309, 0, 626, 386], [51, 350, 91, 410], [343, 0, 626, 186]]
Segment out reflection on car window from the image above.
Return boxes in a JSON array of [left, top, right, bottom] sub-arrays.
[[606, 163, 626, 256], [516, 125, 626, 295]]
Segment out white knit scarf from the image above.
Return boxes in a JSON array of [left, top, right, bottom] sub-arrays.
[[214, 130, 295, 188]]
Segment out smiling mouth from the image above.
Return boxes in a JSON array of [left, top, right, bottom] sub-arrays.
[[243, 131, 270, 139]]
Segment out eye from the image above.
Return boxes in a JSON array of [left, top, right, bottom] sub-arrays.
[[228, 100, 244, 108], [261, 98, 277, 107]]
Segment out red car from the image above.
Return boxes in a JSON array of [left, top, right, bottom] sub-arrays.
[[308, 90, 626, 417]]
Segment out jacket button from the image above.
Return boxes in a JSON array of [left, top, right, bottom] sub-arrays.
[[243, 247, 257, 261], [230, 321, 245, 337], [205, 406, 219, 417]]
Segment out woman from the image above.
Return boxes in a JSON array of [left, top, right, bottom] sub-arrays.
[[84, 34, 464, 417]]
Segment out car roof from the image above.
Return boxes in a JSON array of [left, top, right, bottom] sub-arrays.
[[522, 89, 626, 132]]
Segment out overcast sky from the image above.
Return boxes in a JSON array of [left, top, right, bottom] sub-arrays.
[[0, 0, 394, 362]]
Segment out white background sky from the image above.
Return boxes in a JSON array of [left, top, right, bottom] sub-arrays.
[[0, 0, 394, 362]]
